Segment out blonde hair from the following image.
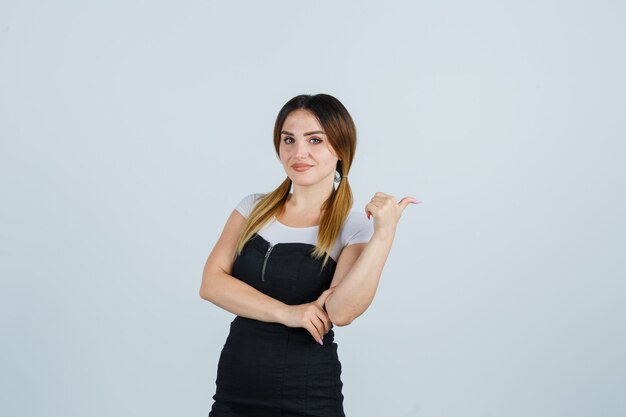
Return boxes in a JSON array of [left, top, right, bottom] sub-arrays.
[[236, 94, 357, 266]]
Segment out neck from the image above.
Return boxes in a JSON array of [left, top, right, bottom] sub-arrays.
[[288, 176, 335, 212]]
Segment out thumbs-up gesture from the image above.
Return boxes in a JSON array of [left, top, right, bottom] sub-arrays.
[[365, 192, 420, 237]]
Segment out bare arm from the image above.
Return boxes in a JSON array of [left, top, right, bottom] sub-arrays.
[[199, 210, 288, 322], [199, 210, 334, 344], [324, 193, 419, 326]]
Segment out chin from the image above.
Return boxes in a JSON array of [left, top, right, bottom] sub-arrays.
[[290, 179, 318, 187], [286, 170, 336, 188]]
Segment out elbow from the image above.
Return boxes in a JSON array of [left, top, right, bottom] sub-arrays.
[[199, 274, 216, 301], [326, 297, 360, 327], [327, 300, 369, 327], [199, 268, 229, 303], [199, 285, 209, 301], [331, 316, 354, 327], [328, 309, 356, 327]]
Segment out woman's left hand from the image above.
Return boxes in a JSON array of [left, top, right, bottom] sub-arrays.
[[365, 192, 420, 237]]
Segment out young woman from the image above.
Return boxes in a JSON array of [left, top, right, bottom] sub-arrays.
[[200, 94, 418, 417]]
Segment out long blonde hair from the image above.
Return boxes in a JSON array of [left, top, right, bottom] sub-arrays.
[[235, 94, 357, 266]]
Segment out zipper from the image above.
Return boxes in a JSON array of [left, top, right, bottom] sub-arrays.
[[260, 245, 274, 282]]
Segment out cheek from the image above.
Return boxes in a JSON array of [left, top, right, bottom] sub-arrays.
[[323, 149, 339, 164], [325, 145, 339, 160], [279, 149, 291, 165]]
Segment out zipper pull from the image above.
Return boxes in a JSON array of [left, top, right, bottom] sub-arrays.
[[261, 245, 274, 282]]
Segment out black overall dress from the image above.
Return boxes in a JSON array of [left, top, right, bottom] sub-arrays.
[[209, 233, 344, 417]]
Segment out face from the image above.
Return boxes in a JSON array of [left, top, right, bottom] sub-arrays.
[[279, 109, 339, 188]]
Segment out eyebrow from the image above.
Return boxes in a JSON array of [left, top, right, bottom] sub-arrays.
[[281, 130, 326, 136]]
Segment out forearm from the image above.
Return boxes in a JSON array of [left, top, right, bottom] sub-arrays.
[[325, 230, 396, 325], [199, 271, 289, 324]]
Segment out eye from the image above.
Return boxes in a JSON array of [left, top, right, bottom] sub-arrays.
[[309, 137, 322, 144], [283, 137, 295, 144]]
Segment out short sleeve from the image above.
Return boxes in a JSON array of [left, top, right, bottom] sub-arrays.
[[234, 193, 264, 219], [341, 211, 374, 247]]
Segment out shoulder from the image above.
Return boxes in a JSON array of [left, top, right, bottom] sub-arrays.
[[234, 193, 265, 219], [339, 210, 374, 246]]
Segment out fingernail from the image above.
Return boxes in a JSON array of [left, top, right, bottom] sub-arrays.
[[367, 213, 371, 219], [319, 340, 324, 346]]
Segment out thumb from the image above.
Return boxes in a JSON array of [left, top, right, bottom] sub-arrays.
[[316, 287, 335, 306], [398, 196, 421, 212]]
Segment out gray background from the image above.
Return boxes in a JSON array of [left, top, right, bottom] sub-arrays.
[[1, 1, 625, 416]]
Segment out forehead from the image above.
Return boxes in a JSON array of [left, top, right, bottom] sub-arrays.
[[282, 109, 323, 133]]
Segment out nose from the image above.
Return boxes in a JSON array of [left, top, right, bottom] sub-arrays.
[[295, 141, 309, 159]]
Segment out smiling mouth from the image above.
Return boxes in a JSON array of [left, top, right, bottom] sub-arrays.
[[291, 164, 313, 172]]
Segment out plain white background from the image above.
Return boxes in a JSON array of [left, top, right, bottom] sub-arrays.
[[1, 1, 625, 416]]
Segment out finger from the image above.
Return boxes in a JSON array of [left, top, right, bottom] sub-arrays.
[[307, 320, 324, 344], [318, 311, 332, 334], [370, 196, 389, 205], [316, 287, 335, 306], [367, 194, 388, 213], [305, 322, 323, 344], [365, 202, 380, 220], [398, 196, 420, 212], [312, 315, 326, 337], [313, 308, 330, 333], [370, 196, 392, 207], [316, 313, 333, 337], [366, 204, 387, 220]]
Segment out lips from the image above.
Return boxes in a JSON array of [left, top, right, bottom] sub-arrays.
[[291, 163, 313, 172]]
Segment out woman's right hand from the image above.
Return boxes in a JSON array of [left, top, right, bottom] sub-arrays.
[[278, 287, 335, 345]]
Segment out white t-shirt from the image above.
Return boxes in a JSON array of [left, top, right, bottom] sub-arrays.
[[235, 193, 374, 262]]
